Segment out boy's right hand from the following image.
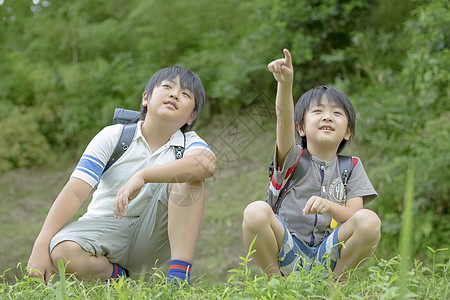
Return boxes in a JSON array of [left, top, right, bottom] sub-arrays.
[[114, 172, 145, 219], [267, 48, 293, 84], [27, 247, 53, 285]]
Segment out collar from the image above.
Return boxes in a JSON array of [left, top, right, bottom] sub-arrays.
[[136, 121, 185, 148], [311, 154, 337, 167], [166, 129, 185, 147]]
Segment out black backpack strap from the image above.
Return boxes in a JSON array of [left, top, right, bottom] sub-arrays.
[[112, 108, 140, 125], [337, 155, 354, 193], [272, 149, 311, 214], [103, 123, 138, 174]]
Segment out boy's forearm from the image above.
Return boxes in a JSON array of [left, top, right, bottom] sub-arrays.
[[276, 82, 295, 163], [141, 150, 216, 183], [276, 82, 294, 124], [327, 200, 361, 223]]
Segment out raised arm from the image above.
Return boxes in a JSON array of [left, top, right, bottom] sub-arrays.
[[268, 49, 295, 167], [27, 177, 92, 285], [114, 148, 215, 218]]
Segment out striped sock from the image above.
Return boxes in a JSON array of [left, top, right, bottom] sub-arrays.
[[110, 263, 128, 280], [167, 260, 192, 284]]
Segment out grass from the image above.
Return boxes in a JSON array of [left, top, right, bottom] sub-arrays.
[[1, 249, 449, 299], [398, 164, 415, 298], [1, 110, 449, 298]]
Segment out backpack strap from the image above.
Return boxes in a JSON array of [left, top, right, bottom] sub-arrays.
[[271, 150, 355, 214], [287, 149, 311, 190], [103, 123, 186, 175], [272, 148, 311, 214], [337, 155, 354, 194], [103, 123, 138, 174]]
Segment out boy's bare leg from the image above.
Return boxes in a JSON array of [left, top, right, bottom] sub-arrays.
[[242, 201, 285, 278], [167, 180, 205, 263], [50, 241, 113, 280], [333, 209, 381, 278]]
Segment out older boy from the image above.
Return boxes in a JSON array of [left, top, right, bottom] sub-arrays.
[[242, 49, 380, 279], [27, 66, 216, 285]]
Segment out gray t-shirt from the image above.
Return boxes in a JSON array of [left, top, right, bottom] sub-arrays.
[[267, 143, 377, 247]]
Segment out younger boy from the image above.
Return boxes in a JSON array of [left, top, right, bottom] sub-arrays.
[[242, 49, 380, 279], [27, 66, 216, 285]]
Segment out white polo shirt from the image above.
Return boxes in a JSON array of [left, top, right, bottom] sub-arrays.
[[71, 121, 213, 219]]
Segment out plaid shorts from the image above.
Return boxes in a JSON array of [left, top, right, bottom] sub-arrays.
[[277, 215, 341, 276]]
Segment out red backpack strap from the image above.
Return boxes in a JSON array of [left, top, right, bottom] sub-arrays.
[[272, 149, 311, 214], [352, 157, 358, 169]]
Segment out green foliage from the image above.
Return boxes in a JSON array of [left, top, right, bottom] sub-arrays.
[[2, 252, 448, 299], [399, 165, 415, 298], [0, 0, 418, 162], [0, 109, 54, 171], [344, 0, 449, 262], [0, 0, 448, 276], [227, 237, 257, 286]]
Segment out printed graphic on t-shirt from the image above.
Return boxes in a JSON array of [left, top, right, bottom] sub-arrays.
[[329, 178, 346, 204]]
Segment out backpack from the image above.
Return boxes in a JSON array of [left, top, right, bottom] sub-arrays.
[[268, 148, 354, 214], [102, 108, 185, 174]]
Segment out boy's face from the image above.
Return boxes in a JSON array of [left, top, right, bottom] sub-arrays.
[[297, 96, 351, 150], [142, 76, 196, 127]]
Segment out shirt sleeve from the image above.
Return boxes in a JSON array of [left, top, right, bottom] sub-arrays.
[[268, 142, 303, 198], [346, 157, 378, 206], [184, 131, 214, 156], [70, 124, 123, 187]]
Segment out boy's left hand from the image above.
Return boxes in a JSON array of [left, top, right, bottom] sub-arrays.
[[114, 173, 145, 219], [267, 48, 293, 84], [302, 196, 331, 216]]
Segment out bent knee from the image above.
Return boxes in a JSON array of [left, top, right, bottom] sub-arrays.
[[169, 179, 205, 190], [243, 201, 272, 220], [168, 180, 205, 193], [242, 201, 273, 231], [168, 180, 205, 206], [50, 241, 82, 266], [352, 209, 381, 240]]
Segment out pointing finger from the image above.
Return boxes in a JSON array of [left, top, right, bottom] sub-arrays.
[[283, 48, 292, 68]]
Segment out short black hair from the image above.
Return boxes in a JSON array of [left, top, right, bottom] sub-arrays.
[[294, 85, 356, 153], [140, 66, 205, 132]]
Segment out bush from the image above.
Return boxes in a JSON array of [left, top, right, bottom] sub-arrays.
[[346, 0, 449, 263], [0, 110, 54, 172]]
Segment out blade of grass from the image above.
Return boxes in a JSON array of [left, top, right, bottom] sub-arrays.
[[57, 259, 67, 300], [398, 164, 415, 298]]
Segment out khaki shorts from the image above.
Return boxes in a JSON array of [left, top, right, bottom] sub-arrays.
[[50, 183, 170, 275]]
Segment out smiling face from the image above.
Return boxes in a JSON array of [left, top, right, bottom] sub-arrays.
[[142, 76, 196, 129], [297, 95, 351, 153], [294, 85, 356, 154]]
